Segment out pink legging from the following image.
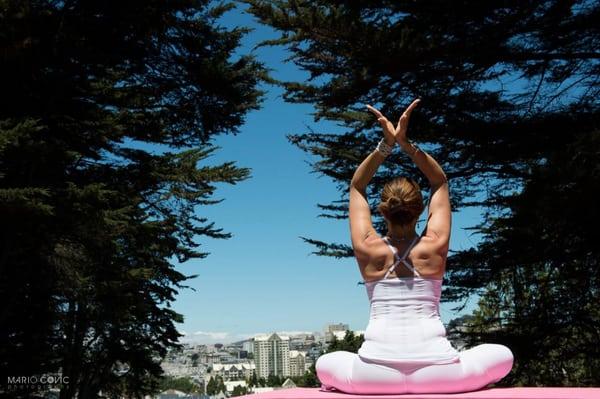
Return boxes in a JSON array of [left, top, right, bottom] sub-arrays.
[[315, 344, 514, 394]]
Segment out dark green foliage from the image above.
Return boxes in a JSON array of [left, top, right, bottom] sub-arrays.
[[206, 376, 227, 396], [266, 373, 283, 387], [247, 370, 258, 387], [245, 0, 600, 386], [231, 384, 249, 396], [0, 1, 265, 398], [190, 353, 200, 367], [302, 363, 320, 388], [159, 376, 203, 394], [451, 130, 600, 386], [289, 362, 319, 388], [325, 330, 364, 354]]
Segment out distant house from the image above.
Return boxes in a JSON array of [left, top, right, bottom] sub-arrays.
[[224, 380, 247, 394], [212, 362, 255, 381], [281, 378, 297, 389]]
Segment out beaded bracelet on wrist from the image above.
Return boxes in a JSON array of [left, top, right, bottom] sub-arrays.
[[376, 138, 393, 157]]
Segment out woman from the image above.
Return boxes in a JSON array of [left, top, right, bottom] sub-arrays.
[[315, 99, 514, 394]]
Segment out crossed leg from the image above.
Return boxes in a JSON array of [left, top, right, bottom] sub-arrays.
[[316, 344, 514, 395]]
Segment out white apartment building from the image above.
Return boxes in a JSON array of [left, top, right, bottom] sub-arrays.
[[200, 352, 222, 365], [289, 350, 306, 377], [212, 362, 256, 381], [253, 333, 290, 378], [242, 340, 254, 353]]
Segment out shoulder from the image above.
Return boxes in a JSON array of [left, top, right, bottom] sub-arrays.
[[421, 223, 450, 250], [412, 231, 449, 264], [352, 232, 388, 262]]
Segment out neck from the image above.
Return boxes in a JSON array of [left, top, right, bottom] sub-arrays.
[[387, 223, 417, 242]]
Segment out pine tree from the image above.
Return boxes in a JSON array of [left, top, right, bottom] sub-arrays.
[[245, 0, 600, 385], [302, 363, 320, 388], [231, 384, 249, 396], [249, 370, 258, 387], [267, 373, 280, 387], [0, 1, 265, 397], [325, 330, 364, 353], [452, 130, 600, 385], [206, 376, 217, 395]]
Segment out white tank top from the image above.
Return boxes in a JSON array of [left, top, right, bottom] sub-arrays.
[[357, 236, 460, 365]]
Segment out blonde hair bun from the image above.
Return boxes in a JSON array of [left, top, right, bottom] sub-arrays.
[[377, 177, 424, 225]]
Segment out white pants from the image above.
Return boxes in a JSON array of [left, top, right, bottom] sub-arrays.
[[315, 344, 514, 394]]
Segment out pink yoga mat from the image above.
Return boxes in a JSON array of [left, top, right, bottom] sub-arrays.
[[236, 387, 600, 399]]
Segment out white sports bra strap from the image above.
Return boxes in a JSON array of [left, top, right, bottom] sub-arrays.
[[382, 235, 421, 278], [382, 237, 398, 256]]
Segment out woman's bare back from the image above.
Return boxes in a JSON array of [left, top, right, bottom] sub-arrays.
[[358, 232, 449, 282]]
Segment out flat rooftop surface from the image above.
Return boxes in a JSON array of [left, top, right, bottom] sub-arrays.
[[237, 387, 600, 399]]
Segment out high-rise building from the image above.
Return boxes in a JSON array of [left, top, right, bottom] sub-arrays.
[[253, 333, 290, 379], [242, 340, 254, 353], [289, 350, 307, 377]]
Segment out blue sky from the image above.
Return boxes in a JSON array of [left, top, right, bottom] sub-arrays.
[[173, 4, 483, 345]]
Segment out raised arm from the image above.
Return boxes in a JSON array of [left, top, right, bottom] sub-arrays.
[[348, 125, 394, 258], [349, 101, 419, 258], [394, 101, 450, 241]]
